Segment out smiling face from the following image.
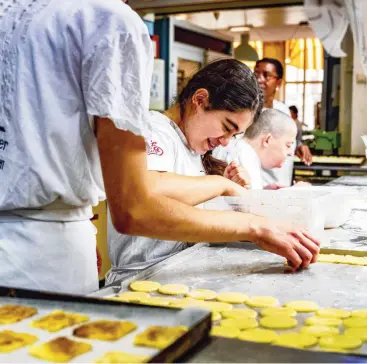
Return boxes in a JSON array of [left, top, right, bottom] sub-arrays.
[[181, 89, 254, 155]]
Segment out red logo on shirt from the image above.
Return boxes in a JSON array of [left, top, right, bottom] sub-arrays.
[[148, 141, 164, 156]]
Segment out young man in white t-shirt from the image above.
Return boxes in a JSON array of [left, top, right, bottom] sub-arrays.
[[214, 109, 297, 189]]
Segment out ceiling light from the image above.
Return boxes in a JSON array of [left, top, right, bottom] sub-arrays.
[[229, 26, 251, 32], [234, 33, 259, 62]]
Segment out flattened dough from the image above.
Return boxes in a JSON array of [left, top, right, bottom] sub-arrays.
[[130, 281, 161, 293], [133, 326, 188, 349], [73, 320, 136, 341], [273, 333, 318, 349], [31, 310, 89, 333], [195, 301, 232, 312], [0, 330, 38, 353], [186, 289, 217, 300], [246, 296, 278, 308], [107, 292, 149, 303], [261, 307, 296, 317], [260, 316, 298, 330], [210, 326, 240, 339], [300, 325, 339, 337], [238, 328, 278, 344], [319, 335, 362, 350], [305, 316, 342, 327], [212, 312, 222, 321], [168, 298, 202, 309], [344, 328, 367, 341], [158, 284, 189, 295], [29, 337, 92, 363], [95, 351, 148, 363], [343, 317, 367, 328], [285, 300, 319, 313], [216, 292, 249, 304], [139, 296, 174, 307], [221, 308, 257, 319], [316, 308, 350, 319], [220, 317, 258, 330], [0, 304, 37, 324], [351, 309, 367, 318]]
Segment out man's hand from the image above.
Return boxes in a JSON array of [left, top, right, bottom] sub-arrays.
[[264, 183, 287, 190], [224, 162, 251, 189], [296, 144, 312, 166], [251, 217, 320, 271]]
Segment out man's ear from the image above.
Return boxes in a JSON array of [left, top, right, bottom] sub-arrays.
[[262, 133, 272, 148]]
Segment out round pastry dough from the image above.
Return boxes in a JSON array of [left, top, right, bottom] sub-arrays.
[[260, 307, 296, 317], [319, 335, 362, 350], [211, 312, 222, 322], [343, 317, 367, 328], [351, 309, 367, 318], [139, 296, 173, 307], [168, 298, 201, 309], [300, 325, 339, 337], [220, 317, 258, 330], [260, 316, 298, 330], [210, 326, 240, 339], [285, 300, 319, 313], [197, 301, 233, 312], [344, 328, 367, 341], [221, 308, 257, 319], [186, 289, 217, 300], [316, 308, 350, 319], [130, 281, 161, 293], [158, 284, 189, 295], [273, 333, 318, 349], [107, 291, 149, 302], [216, 292, 249, 304], [246, 296, 279, 308], [305, 316, 342, 327], [238, 328, 278, 344]]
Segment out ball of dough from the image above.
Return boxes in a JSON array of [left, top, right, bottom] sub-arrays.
[[300, 325, 339, 337], [273, 333, 318, 349], [158, 284, 189, 295], [316, 308, 350, 319], [284, 300, 319, 313], [343, 317, 367, 328], [246, 296, 279, 308], [260, 316, 298, 330], [186, 289, 217, 300], [351, 309, 367, 318], [319, 335, 362, 350], [211, 326, 240, 338], [344, 328, 367, 341], [305, 316, 342, 327], [261, 307, 296, 317], [216, 292, 249, 304], [220, 317, 258, 330], [238, 328, 278, 344], [130, 281, 161, 293], [221, 308, 257, 319]]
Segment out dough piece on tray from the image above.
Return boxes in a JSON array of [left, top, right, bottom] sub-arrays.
[[210, 326, 240, 339], [238, 328, 278, 344], [246, 296, 278, 308], [260, 307, 296, 317], [343, 317, 367, 328], [0, 330, 38, 353], [29, 337, 92, 363], [216, 292, 249, 304], [73, 320, 136, 341], [158, 284, 189, 295], [31, 310, 89, 333], [351, 309, 367, 318], [221, 308, 257, 319], [107, 292, 149, 303], [138, 296, 174, 307], [130, 281, 161, 293], [305, 316, 342, 327], [284, 300, 319, 313], [300, 325, 339, 337], [260, 316, 298, 330], [0, 304, 38, 324], [186, 289, 217, 300], [273, 332, 318, 349], [211, 312, 222, 321], [133, 326, 188, 349], [316, 308, 350, 319], [95, 351, 149, 363], [220, 317, 258, 330], [344, 328, 367, 341], [319, 335, 362, 350]]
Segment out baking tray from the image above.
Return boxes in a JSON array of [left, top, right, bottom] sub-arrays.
[[0, 286, 211, 363], [294, 155, 366, 166], [95, 244, 367, 357]]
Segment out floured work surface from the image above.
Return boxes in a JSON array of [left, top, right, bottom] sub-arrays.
[[0, 287, 210, 363], [97, 244, 367, 357]]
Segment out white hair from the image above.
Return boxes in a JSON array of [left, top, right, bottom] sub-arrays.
[[245, 108, 295, 140]]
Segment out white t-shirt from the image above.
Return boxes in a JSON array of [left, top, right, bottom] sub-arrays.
[[261, 100, 295, 187], [107, 112, 205, 283], [0, 0, 153, 220], [213, 139, 263, 189]]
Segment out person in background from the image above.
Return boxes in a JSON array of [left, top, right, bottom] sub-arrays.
[[289, 105, 308, 147], [254, 58, 313, 187], [214, 109, 297, 190]]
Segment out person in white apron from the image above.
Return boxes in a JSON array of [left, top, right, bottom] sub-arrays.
[[106, 59, 321, 283], [253, 58, 313, 187]]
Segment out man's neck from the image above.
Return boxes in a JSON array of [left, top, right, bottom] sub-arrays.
[[264, 95, 275, 109]]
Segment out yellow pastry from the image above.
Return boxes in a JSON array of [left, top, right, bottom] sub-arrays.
[[220, 317, 258, 330], [221, 308, 257, 319], [260, 316, 298, 330], [0, 330, 38, 353], [343, 317, 367, 328], [216, 292, 249, 304], [273, 332, 318, 349], [284, 300, 319, 313], [246, 296, 279, 308], [260, 307, 296, 317], [344, 328, 367, 341], [210, 326, 240, 338], [139, 296, 174, 307], [186, 289, 217, 300], [130, 281, 161, 293], [300, 325, 339, 337], [211, 312, 222, 321], [95, 351, 149, 363], [319, 335, 362, 350], [0, 304, 37, 324], [305, 316, 342, 327], [351, 309, 367, 318], [316, 308, 350, 319], [238, 328, 278, 344], [158, 284, 189, 295], [107, 292, 149, 303]]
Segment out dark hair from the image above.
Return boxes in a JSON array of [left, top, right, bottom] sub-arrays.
[[289, 105, 298, 116], [178, 58, 263, 176], [255, 57, 284, 79]]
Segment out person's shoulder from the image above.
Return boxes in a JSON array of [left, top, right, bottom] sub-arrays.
[[148, 111, 180, 142], [273, 100, 291, 116]]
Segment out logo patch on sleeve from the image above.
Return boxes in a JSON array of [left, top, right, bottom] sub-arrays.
[[147, 141, 164, 156]]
